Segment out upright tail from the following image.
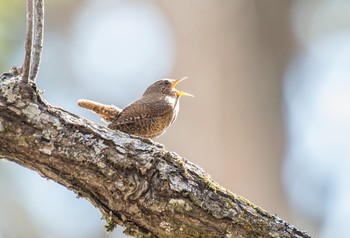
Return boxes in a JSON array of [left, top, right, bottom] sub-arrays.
[[77, 99, 122, 123]]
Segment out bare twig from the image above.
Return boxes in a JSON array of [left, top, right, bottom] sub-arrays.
[[30, 0, 44, 81], [22, 0, 34, 84]]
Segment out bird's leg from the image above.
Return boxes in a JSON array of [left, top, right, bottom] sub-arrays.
[[77, 99, 122, 123]]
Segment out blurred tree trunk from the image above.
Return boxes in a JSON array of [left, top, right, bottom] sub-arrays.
[[157, 0, 296, 220]]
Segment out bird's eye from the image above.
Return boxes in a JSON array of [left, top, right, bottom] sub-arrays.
[[163, 80, 170, 85]]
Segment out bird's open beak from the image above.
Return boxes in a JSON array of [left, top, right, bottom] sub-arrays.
[[171, 77, 194, 97]]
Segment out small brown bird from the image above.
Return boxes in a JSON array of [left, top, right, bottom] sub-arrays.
[[78, 77, 193, 139]]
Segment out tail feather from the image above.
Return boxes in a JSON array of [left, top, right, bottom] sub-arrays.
[[77, 99, 121, 123]]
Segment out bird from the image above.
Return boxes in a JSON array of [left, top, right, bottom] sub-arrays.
[[77, 77, 194, 139]]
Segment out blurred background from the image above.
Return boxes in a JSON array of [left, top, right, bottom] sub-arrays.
[[1, 0, 350, 237]]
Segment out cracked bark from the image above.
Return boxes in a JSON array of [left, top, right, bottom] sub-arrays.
[[0, 69, 311, 238]]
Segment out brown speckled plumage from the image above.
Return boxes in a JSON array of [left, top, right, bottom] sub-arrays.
[[78, 78, 193, 139]]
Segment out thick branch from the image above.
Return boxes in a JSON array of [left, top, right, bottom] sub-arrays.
[[0, 70, 311, 238]]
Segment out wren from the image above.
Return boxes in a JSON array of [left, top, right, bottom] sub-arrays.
[[77, 77, 193, 139]]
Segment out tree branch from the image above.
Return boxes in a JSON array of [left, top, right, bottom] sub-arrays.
[[0, 70, 311, 238], [30, 0, 44, 81], [22, 0, 34, 83]]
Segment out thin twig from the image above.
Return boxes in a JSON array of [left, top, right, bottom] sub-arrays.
[[22, 0, 34, 84], [30, 0, 44, 82]]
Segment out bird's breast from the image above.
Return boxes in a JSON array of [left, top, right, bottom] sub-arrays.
[[164, 96, 179, 123]]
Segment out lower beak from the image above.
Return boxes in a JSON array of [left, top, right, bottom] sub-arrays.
[[171, 77, 194, 97]]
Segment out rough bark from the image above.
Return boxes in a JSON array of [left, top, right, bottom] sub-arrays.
[[0, 69, 311, 238]]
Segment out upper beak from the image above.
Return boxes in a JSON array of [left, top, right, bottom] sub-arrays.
[[171, 77, 194, 97]]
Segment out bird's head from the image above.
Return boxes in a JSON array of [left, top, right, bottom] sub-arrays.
[[143, 77, 194, 98]]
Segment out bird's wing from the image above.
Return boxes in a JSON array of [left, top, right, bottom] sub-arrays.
[[108, 96, 177, 138], [114, 97, 173, 126]]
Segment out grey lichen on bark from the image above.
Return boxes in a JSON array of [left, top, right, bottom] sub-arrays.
[[0, 68, 311, 238]]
